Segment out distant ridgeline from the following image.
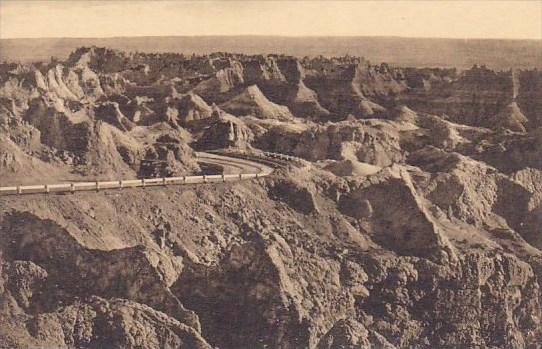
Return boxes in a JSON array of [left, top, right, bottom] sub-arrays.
[[1, 46, 541, 133], [1, 36, 541, 70]]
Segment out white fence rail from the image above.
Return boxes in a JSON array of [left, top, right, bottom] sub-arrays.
[[0, 173, 271, 196], [0, 151, 300, 196]]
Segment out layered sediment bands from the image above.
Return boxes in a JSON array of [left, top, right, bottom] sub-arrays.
[[517, 70, 542, 128], [192, 60, 245, 102], [304, 60, 405, 118], [1, 169, 541, 348], [399, 66, 541, 133], [251, 57, 330, 119], [304, 64, 371, 118], [351, 62, 408, 99], [256, 120, 404, 166], [0, 56, 201, 181], [243, 56, 287, 85], [1, 47, 542, 348], [471, 129, 542, 174], [399, 66, 515, 126]]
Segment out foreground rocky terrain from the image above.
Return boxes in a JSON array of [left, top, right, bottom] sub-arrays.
[[1, 47, 541, 348]]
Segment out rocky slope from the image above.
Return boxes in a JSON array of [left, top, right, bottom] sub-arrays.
[[1, 47, 541, 349]]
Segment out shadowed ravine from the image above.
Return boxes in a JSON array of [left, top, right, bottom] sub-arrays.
[[1, 45, 541, 348]]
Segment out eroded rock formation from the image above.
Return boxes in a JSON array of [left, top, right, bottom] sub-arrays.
[[1, 47, 541, 348]]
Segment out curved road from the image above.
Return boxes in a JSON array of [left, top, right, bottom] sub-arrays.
[[0, 152, 282, 196], [196, 152, 274, 176]]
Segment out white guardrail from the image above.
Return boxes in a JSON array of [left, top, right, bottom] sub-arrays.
[[0, 174, 263, 196], [0, 151, 301, 196]]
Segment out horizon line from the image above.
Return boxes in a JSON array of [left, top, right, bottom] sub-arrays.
[[1, 34, 541, 41]]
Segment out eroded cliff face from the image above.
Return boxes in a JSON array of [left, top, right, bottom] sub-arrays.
[[0, 59, 201, 183], [1, 47, 541, 349], [255, 119, 404, 167], [319, 251, 541, 349], [398, 66, 541, 132], [195, 111, 254, 150], [1, 166, 540, 348], [517, 70, 542, 128]]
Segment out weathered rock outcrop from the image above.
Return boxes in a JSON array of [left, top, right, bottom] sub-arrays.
[[486, 101, 528, 132], [94, 101, 136, 131], [399, 66, 541, 133], [304, 60, 405, 118], [247, 57, 331, 119], [175, 240, 311, 349], [471, 128, 542, 174], [517, 69, 542, 128], [192, 60, 245, 102], [317, 318, 395, 349], [257, 119, 404, 166], [357, 252, 541, 348], [220, 85, 294, 120], [339, 166, 457, 262], [167, 92, 214, 125], [1, 47, 541, 349], [139, 133, 199, 178], [195, 108, 254, 149]]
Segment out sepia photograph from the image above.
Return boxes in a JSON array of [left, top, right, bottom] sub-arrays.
[[0, 1, 541, 348]]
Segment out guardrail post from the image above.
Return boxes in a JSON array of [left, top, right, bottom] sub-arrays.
[[0, 152, 277, 196]]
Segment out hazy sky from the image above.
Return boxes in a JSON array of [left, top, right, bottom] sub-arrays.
[[1, 0, 541, 40]]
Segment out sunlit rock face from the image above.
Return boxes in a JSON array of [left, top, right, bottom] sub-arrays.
[[1, 47, 541, 349]]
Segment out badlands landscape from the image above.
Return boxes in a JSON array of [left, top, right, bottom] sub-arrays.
[[0, 45, 541, 348]]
